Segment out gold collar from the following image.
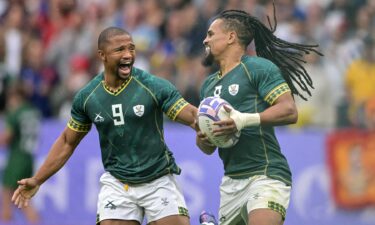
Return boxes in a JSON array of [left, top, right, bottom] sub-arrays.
[[103, 77, 131, 95]]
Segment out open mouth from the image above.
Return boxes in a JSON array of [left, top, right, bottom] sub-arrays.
[[205, 46, 211, 56], [202, 45, 214, 66], [118, 62, 132, 76]]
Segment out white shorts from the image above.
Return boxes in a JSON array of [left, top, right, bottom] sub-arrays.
[[219, 175, 291, 225], [96, 172, 189, 224]]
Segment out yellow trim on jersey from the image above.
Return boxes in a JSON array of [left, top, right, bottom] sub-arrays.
[[264, 83, 290, 105], [241, 62, 253, 82], [259, 125, 269, 174], [166, 98, 189, 121], [83, 82, 103, 112], [102, 77, 133, 96], [67, 117, 91, 132], [155, 110, 165, 145], [216, 71, 221, 79], [132, 77, 159, 104], [131, 76, 188, 120]]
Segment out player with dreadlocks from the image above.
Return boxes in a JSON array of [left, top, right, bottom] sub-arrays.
[[196, 4, 322, 225]]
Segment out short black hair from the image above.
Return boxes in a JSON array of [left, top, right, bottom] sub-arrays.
[[98, 27, 131, 50]]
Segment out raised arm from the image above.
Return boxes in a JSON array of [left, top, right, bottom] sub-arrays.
[[12, 127, 87, 208]]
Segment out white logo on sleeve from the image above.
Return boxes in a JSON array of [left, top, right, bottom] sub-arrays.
[[228, 84, 239, 96], [94, 113, 104, 122], [133, 105, 144, 117]]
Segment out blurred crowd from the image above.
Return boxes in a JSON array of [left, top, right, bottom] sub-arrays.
[[0, 0, 374, 130]]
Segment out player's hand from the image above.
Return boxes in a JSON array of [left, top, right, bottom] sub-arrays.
[[12, 177, 40, 208], [197, 130, 216, 147], [219, 105, 260, 131], [196, 130, 217, 154], [213, 105, 238, 136]]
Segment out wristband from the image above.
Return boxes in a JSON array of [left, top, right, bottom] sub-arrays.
[[229, 109, 260, 131]]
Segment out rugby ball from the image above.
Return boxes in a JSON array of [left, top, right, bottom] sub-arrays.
[[198, 97, 240, 148]]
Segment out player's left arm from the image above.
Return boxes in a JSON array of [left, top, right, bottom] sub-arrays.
[[175, 104, 198, 130], [215, 92, 297, 134], [229, 91, 297, 130], [258, 91, 298, 126]]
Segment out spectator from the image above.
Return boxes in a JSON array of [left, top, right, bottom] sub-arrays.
[[345, 35, 375, 128], [1, 2, 27, 78], [0, 83, 40, 224], [19, 36, 59, 118], [0, 28, 12, 112]]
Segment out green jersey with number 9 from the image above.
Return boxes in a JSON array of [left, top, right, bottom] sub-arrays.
[[68, 67, 189, 185]]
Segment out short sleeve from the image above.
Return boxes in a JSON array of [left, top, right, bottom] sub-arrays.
[[154, 77, 188, 121], [252, 60, 291, 105], [68, 91, 92, 132]]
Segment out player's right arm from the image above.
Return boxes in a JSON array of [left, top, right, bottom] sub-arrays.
[[12, 127, 88, 208]]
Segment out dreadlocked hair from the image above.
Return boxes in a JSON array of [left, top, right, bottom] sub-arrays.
[[216, 5, 323, 100]]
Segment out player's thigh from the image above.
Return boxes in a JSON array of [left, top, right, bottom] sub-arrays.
[[219, 175, 290, 225], [97, 172, 143, 223], [245, 176, 291, 222], [140, 175, 189, 224], [148, 214, 190, 225], [248, 208, 283, 225], [99, 219, 141, 225]]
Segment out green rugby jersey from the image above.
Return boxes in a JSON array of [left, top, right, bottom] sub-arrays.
[[68, 67, 189, 184], [200, 55, 292, 185]]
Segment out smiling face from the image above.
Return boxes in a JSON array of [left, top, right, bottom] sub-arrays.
[[202, 19, 231, 66], [98, 34, 136, 80]]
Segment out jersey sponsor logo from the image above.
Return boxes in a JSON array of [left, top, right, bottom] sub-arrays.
[[133, 105, 144, 117], [252, 192, 260, 199], [104, 200, 117, 210], [94, 113, 105, 123], [214, 85, 222, 97], [228, 84, 239, 96], [161, 197, 169, 206]]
